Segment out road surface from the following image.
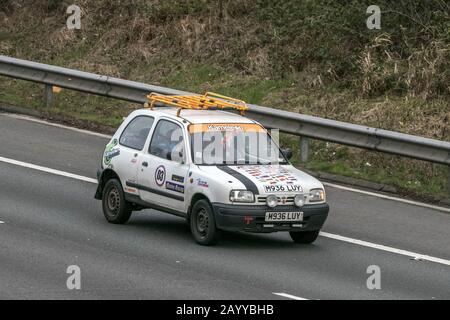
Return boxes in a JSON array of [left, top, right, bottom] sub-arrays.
[[0, 113, 449, 300]]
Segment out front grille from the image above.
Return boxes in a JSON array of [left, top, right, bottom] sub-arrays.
[[257, 195, 295, 206]]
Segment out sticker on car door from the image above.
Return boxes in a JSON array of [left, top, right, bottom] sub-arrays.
[[155, 165, 166, 186]]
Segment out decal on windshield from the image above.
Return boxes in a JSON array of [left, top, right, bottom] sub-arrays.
[[188, 123, 265, 134]]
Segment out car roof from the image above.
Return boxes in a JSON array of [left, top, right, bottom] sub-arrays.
[[134, 107, 256, 124]]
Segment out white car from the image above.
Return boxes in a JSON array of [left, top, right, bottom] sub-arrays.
[[95, 106, 329, 245]]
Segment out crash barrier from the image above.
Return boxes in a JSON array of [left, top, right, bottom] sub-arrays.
[[1, 55, 449, 195]]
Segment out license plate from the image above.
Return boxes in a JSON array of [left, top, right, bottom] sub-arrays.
[[265, 212, 304, 222]]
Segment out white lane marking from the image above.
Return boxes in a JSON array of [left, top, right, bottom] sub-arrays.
[[320, 232, 450, 267], [0, 221, 5, 224], [1, 156, 450, 267], [323, 182, 450, 214], [273, 293, 308, 300], [3, 112, 449, 213], [0, 156, 97, 184], [0, 113, 113, 139]]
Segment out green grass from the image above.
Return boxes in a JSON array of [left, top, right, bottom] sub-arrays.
[[0, 0, 449, 202], [160, 64, 293, 105], [284, 135, 449, 201], [304, 157, 448, 199], [0, 77, 133, 128], [1, 72, 448, 202]]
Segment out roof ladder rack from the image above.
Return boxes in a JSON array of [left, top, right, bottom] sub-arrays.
[[145, 92, 248, 117]]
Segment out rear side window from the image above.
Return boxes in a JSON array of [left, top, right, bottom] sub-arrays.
[[119, 116, 155, 150]]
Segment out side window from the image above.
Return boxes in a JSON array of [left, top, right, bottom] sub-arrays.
[[149, 120, 185, 161], [119, 116, 155, 150]]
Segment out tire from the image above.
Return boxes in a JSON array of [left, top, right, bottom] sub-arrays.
[[102, 178, 132, 224], [190, 199, 221, 246], [289, 230, 320, 244]]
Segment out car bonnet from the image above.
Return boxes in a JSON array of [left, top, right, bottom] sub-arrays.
[[199, 164, 322, 195]]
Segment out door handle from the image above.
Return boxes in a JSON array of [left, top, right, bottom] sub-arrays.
[[142, 162, 148, 167]]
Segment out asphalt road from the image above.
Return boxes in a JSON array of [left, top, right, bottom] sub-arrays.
[[0, 113, 449, 300]]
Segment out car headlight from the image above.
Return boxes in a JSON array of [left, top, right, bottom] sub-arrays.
[[294, 194, 305, 207], [309, 188, 326, 202], [230, 190, 255, 203], [266, 195, 278, 208]]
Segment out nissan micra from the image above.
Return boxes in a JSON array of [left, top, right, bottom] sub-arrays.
[[95, 93, 329, 245]]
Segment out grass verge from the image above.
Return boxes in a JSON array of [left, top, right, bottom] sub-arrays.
[[1, 69, 448, 203]]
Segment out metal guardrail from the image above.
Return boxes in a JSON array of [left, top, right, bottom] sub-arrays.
[[0, 55, 449, 193]]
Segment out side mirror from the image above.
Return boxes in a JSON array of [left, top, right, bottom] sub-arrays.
[[171, 148, 185, 164], [166, 150, 172, 161], [281, 148, 293, 160]]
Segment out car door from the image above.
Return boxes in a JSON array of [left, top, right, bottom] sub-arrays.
[[114, 115, 155, 196], [138, 118, 190, 213]]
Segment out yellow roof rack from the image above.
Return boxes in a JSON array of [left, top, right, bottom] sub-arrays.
[[145, 92, 248, 117]]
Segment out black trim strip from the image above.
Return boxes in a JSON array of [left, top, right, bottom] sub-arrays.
[[126, 181, 184, 202], [125, 194, 186, 218], [217, 166, 260, 195]]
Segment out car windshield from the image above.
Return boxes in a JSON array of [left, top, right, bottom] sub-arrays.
[[189, 123, 288, 165]]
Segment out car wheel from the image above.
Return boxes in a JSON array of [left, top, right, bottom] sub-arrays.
[[102, 178, 132, 224], [190, 199, 221, 246], [289, 230, 320, 244]]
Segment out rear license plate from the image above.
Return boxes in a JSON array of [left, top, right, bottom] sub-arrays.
[[265, 212, 304, 222]]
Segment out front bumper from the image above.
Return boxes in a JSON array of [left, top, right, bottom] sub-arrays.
[[212, 202, 329, 233]]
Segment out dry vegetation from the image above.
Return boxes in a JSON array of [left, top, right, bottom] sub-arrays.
[[0, 0, 449, 200]]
